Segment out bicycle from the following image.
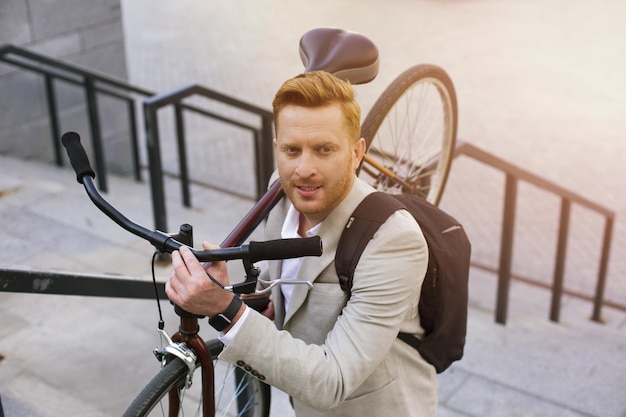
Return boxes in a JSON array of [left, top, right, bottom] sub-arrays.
[[62, 27, 458, 417]]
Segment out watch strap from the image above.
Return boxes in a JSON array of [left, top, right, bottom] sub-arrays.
[[208, 296, 243, 331]]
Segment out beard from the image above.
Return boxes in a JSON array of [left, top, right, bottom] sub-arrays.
[[281, 156, 355, 225]]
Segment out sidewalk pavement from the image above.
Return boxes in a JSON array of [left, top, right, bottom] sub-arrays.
[[2, 0, 626, 416]]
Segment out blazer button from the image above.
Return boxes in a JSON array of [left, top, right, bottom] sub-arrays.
[[244, 365, 252, 372], [258, 374, 266, 381], [236, 360, 246, 367]]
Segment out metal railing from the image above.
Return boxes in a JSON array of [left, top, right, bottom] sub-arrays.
[[0, 44, 153, 191], [0, 45, 275, 234], [453, 141, 616, 325], [143, 83, 274, 234], [0, 44, 617, 325], [0, 266, 166, 300]]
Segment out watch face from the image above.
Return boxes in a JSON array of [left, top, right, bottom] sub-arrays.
[[209, 315, 230, 331]]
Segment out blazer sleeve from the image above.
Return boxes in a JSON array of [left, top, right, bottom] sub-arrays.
[[219, 209, 428, 410]]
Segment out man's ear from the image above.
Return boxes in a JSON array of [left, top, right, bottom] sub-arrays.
[[353, 137, 367, 170]]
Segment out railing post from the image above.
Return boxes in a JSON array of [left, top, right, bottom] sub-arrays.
[[257, 115, 275, 199], [127, 98, 142, 182], [592, 215, 614, 322], [85, 76, 108, 192], [253, 129, 263, 197], [145, 104, 168, 233], [496, 173, 517, 325], [44, 74, 62, 167], [174, 104, 191, 207], [550, 198, 571, 322]]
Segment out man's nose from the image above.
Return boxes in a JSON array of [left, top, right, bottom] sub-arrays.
[[295, 152, 316, 178]]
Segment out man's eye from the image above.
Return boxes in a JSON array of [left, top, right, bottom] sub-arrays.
[[283, 147, 299, 155]]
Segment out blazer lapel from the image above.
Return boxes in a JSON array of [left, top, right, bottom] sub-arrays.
[[266, 196, 288, 328], [282, 225, 338, 324]]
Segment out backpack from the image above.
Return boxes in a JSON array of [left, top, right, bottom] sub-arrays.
[[335, 192, 471, 373]]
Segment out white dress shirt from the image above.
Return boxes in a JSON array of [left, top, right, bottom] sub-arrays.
[[220, 203, 320, 344]]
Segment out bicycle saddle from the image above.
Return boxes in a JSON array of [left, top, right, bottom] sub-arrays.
[[299, 27, 379, 84]]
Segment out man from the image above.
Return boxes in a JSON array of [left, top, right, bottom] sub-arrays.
[[166, 71, 437, 416]]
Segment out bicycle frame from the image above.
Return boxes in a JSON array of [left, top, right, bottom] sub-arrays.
[[360, 154, 415, 192]]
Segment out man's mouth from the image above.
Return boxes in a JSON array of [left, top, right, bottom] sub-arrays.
[[296, 185, 320, 197], [298, 186, 320, 191]]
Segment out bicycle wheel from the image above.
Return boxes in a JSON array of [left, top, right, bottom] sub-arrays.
[[359, 64, 458, 206], [123, 339, 271, 417]]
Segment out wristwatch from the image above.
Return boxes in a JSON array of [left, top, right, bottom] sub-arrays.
[[208, 296, 243, 331]]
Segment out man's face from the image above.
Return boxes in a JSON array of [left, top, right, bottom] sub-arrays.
[[274, 103, 365, 230]]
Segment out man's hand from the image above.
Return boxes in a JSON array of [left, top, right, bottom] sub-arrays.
[[166, 241, 234, 317], [261, 296, 275, 320]]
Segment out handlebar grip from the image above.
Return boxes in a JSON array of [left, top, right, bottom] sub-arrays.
[[61, 132, 95, 184], [248, 236, 322, 263]]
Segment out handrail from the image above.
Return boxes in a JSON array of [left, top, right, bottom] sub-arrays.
[[1, 44, 276, 235], [1, 43, 616, 324], [0, 266, 166, 299], [0, 44, 154, 191], [143, 83, 275, 234], [0, 44, 153, 95], [453, 140, 616, 324]]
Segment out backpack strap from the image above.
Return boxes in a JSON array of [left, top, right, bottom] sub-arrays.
[[335, 192, 429, 353], [335, 192, 406, 295], [397, 331, 422, 350]]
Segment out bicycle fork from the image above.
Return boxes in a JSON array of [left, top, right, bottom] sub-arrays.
[[152, 223, 216, 417], [153, 315, 216, 417]]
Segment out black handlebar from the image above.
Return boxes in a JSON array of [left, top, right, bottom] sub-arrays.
[[60, 132, 322, 264], [176, 236, 322, 263], [61, 132, 95, 184]]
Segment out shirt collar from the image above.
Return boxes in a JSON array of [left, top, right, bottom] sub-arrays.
[[281, 204, 322, 239]]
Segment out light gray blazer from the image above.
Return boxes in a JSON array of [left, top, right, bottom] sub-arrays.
[[220, 177, 438, 417]]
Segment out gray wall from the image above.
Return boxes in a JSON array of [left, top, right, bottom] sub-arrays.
[[0, 0, 133, 174]]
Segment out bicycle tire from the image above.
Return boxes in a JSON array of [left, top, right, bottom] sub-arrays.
[[123, 339, 271, 417], [359, 64, 458, 206]]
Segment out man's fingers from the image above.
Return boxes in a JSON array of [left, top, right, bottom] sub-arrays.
[[165, 271, 182, 304], [171, 249, 186, 272], [176, 246, 223, 290], [178, 246, 205, 276]]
